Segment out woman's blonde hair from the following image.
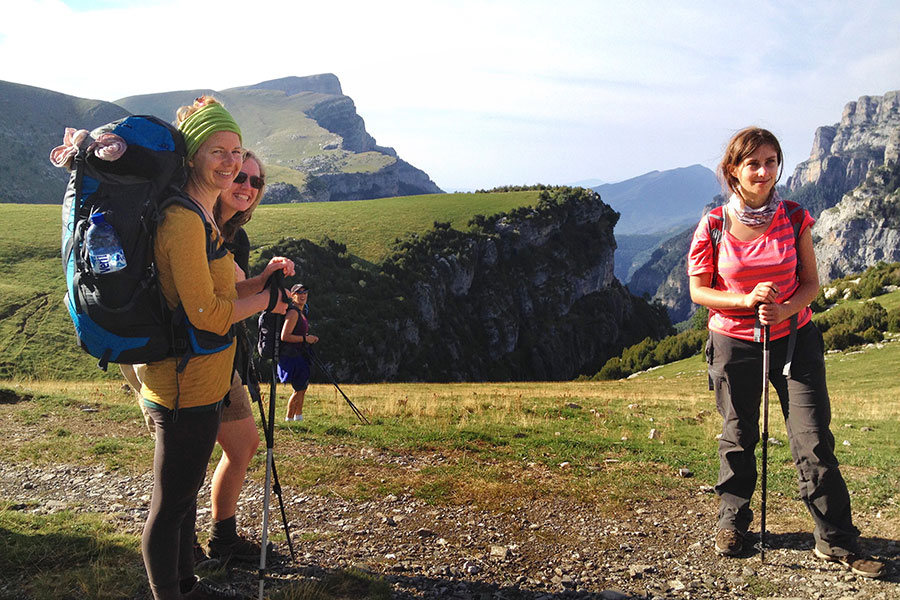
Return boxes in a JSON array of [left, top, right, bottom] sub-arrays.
[[216, 149, 266, 242], [718, 126, 784, 197], [176, 94, 221, 126]]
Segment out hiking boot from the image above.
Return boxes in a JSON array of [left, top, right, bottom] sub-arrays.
[[183, 577, 248, 600], [207, 535, 261, 564], [813, 547, 886, 578], [714, 529, 744, 556]]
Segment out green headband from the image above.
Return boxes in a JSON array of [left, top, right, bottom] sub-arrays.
[[178, 102, 242, 160]]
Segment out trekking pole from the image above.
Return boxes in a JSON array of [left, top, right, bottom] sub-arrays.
[[245, 358, 296, 563], [306, 345, 369, 424], [259, 275, 287, 600], [759, 324, 770, 563]]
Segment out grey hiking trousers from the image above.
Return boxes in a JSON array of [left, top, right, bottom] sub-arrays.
[[707, 322, 860, 556]]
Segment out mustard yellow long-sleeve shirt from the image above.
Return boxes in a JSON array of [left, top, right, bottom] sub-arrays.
[[141, 203, 236, 409]]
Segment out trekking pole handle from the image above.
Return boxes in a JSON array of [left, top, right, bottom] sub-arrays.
[[265, 270, 290, 311]]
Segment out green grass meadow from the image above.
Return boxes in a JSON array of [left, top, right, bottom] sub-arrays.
[[243, 190, 539, 264], [3, 337, 899, 519]]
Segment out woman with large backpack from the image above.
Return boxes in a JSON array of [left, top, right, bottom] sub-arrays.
[[139, 96, 288, 600], [687, 127, 883, 578]]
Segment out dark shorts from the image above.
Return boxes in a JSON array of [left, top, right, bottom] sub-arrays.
[[277, 353, 310, 392]]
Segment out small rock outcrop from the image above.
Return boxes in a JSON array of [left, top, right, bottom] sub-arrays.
[[306, 159, 441, 202]]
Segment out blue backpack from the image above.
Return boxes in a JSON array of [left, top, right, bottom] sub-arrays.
[[61, 115, 232, 370]]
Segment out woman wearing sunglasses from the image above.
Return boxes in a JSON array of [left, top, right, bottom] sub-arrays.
[[202, 150, 293, 563]]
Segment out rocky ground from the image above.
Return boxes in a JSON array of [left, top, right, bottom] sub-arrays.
[[1, 459, 898, 600]]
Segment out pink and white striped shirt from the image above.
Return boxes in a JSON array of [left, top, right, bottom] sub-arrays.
[[687, 202, 814, 341]]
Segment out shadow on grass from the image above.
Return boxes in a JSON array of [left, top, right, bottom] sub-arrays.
[[0, 514, 146, 600], [0, 388, 33, 404]]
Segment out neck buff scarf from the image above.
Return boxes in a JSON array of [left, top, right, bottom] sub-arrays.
[[178, 102, 242, 160], [728, 191, 781, 228]]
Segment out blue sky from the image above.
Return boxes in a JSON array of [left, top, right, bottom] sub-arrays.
[[2, 0, 899, 191]]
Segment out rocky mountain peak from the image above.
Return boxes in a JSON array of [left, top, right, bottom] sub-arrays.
[[788, 90, 900, 196], [233, 73, 343, 96]]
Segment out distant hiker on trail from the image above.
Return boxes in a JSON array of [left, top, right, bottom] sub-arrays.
[[686, 126, 884, 578], [279, 283, 318, 421], [139, 95, 288, 600]]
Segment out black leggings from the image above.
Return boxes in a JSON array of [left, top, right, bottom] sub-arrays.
[[142, 404, 221, 600]]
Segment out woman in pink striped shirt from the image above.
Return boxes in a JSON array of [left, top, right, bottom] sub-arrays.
[[687, 127, 883, 578]]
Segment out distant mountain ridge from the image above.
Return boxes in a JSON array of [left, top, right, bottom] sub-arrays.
[[593, 164, 720, 282], [593, 164, 720, 235], [0, 74, 442, 204]]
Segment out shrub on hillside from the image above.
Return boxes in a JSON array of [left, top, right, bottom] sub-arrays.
[[862, 326, 884, 344], [855, 301, 889, 332], [689, 306, 708, 330], [593, 329, 706, 380], [824, 261, 900, 303], [809, 288, 829, 313], [888, 307, 900, 332], [651, 330, 706, 365], [822, 324, 864, 351], [815, 302, 887, 350], [597, 357, 627, 380], [856, 261, 900, 298]]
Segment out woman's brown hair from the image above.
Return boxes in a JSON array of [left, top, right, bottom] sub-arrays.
[[718, 126, 784, 197]]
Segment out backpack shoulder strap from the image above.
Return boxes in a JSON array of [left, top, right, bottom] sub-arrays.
[[782, 200, 806, 274], [160, 192, 229, 262], [782, 200, 805, 239], [707, 205, 726, 288]]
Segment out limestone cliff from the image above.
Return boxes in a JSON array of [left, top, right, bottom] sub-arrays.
[[788, 91, 900, 215], [257, 188, 672, 382], [109, 74, 443, 202], [813, 160, 900, 282]]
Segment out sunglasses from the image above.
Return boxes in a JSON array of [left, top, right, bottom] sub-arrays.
[[233, 171, 264, 190]]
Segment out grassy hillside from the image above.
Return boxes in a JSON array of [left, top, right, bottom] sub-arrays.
[[0, 191, 540, 380], [245, 191, 539, 264], [0, 80, 131, 205]]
